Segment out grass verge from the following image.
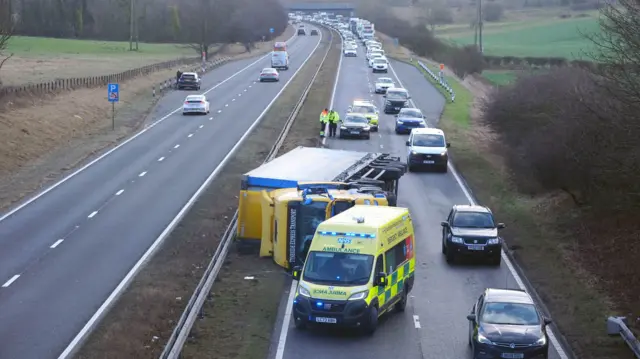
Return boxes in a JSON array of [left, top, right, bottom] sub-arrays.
[[408, 61, 633, 358], [74, 26, 338, 359]]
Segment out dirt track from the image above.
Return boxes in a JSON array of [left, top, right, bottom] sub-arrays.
[[73, 26, 339, 359]]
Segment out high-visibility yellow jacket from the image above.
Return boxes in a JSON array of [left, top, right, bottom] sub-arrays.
[[327, 112, 339, 123], [320, 111, 328, 123]]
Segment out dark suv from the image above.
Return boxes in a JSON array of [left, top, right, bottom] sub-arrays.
[[383, 87, 410, 114], [297, 28, 306, 35], [441, 205, 505, 265], [467, 288, 551, 359], [177, 72, 201, 90]]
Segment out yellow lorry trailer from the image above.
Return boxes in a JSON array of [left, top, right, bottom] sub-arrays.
[[236, 146, 407, 269]]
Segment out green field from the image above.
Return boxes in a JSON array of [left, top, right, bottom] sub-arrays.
[[6, 36, 195, 57], [439, 15, 601, 59], [482, 70, 518, 85]]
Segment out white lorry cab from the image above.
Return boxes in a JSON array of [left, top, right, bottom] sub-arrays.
[[271, 51, 289, 70]]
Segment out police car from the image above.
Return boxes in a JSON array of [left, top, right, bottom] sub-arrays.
[[347, 100, 379, 131]]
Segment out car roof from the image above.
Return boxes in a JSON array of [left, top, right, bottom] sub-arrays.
[[352, 100, 375, 106], [387, 87, 408, 92], [182, 72, 197, 76], [484, 288, 533, 305], [453, 204, 492, 213], [185, 94, 204, 99], [345, 113, 367, 118], [411, 127, 444, 136], [376, 77, 393, 82]]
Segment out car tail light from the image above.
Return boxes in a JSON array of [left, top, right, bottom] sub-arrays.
[[200, 101, 205, 104], [184, 101, 189, 105]]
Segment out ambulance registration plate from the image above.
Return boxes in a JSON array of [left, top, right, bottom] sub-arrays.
[[314, 317, 337, 324]]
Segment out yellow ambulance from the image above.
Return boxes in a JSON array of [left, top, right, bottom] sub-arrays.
[[291, 205, 415, 334]]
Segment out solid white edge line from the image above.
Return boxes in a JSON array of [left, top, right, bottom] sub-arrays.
[[2, 274, 20, 288], [0, 30, 299, 225], [87, 211, 98, 219], [139, 172, 147, 177], [274, 26, 338, 359], [115, 189, 124, 196], [56, 26, 323, 359], [50, 239, 64, 249], [275, 280, 297, 359], [321, 29, 342, 147]]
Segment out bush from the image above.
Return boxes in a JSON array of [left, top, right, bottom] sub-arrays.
[[483, 3, 504, 22]]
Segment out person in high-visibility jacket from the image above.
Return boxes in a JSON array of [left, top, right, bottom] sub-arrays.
[[319, 108, 329, 137], [327, 110, 340, 137]]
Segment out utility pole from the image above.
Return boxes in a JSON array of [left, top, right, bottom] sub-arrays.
[[129, 0, 135, 51], [478, 0, 483, 53], [134, 2, 139, 51]]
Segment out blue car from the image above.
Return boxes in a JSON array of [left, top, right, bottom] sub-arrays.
[[394, 108, 427, 134]]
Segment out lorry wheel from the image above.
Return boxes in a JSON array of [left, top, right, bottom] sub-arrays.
[[364, 306, 378, 335]]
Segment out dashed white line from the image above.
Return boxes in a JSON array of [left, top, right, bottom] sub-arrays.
[[174, 144, 180, 149], [380, 145, 384, 149], [2, 274, 20, 288], [244, 89, 247, 92], [139, 171, 147, 177], [199, 125, 204, 129], [238, 93, 242, 96], [115, 189, 125, 196], [88, 211, 98, 218], [188, 134, 193, 138], [225, 104, 229, 107], [217, 110, 221, 113], [158, 157, 165, 162], [50, 239, 64, 248], [232, 98, 236, 101], [413, 315, 421, 328], [249, 85, 252, 88]]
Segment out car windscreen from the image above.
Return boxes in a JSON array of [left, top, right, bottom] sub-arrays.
[[378, 78, 393, 84], [387, 90, 408, 99], [452, 211, 495, 228], [186, 97, 203, 103], [400, 109, 422, 118], [481, 302, 540, 325], [374, 58, 386, 64], [352, 105, 375, 114], [345, 116, 368, 124], [181, 74, 196, 81], [302, 251, 374, 286], [412, 133, 445, 147]]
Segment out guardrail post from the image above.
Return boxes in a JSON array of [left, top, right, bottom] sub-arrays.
[[607, 316, 640, 358]]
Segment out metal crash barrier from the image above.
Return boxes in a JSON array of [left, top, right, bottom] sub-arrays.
[[606, 316, 640, 358]]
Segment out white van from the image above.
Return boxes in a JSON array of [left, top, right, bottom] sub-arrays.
[[271, 51, 289, 70]]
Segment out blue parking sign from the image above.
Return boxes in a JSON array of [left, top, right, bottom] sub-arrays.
[[108, 83, 119, 102], [270, 27, 274, 33]]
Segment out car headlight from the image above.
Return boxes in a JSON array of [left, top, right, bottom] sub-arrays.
[[363, 126, 370, 131], [487, 237, 500, 245], [396, 120, 403, 124], [410, 151, 417, 156], [451, 236, 463, 243], [340, 126, 347, 130], [348, 290, 368, 301], [535, 335, 547, 346], [440, 151, 447, 156], [298, 285, 311, 297], [477, 332, 493, 345]]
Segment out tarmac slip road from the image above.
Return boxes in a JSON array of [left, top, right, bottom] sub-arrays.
[[271, 43, 568, 359], [0, 28, 322, 359]]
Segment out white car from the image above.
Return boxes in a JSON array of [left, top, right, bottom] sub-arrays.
[[182, 94, 210, 115], [374, 77, 395, 93], [372, 57, 388, 73], [345, 41, 358, 49], [368, 54, 384, 67], [343, 46, 357, 57], [367, 50, 384, 62]]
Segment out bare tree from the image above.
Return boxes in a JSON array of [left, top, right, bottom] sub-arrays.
[[0, 0, 15, 84]]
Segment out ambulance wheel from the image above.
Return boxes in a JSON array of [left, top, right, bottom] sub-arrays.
[[294, 316, 307, 330], [364, 306, 378, 335], [395, 289, 408, 312]]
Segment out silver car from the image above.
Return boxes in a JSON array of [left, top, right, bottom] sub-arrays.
[[182, 94, 210, 115]]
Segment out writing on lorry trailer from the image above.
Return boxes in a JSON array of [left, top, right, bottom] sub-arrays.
[[234, 147, 407, 270]]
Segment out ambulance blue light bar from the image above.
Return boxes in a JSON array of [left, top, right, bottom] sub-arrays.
[[318, 231, 375, 238]]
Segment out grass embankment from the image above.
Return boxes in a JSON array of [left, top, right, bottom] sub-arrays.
[[412, 60, 631, 359]]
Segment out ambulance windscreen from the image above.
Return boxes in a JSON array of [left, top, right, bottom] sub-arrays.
[[302, 252, 374, 286]]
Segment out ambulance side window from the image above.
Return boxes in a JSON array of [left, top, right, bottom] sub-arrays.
[[375, 254, 384, 275], [385, 240, 409, 273]]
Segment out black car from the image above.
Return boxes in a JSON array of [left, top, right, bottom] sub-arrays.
[[441, 205, 505, 265], [383, 88, 410, 114], [298, 28, 306, 35], [177, 72, 201, 90], [467, 288, 551, 359], [339, 114, 371, 139], [310, 29, 318, 35]]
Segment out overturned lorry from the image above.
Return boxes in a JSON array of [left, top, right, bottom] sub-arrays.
[[236, 146, 406, 270]]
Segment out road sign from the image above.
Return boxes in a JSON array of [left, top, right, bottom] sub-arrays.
[[270, 27, 274, 33], [108, 83, 119, 103], [439, 63, 445, 71]]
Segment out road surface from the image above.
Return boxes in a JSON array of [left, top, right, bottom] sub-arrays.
[[270, 39, 568, 359], [0, 27, 322, 359]]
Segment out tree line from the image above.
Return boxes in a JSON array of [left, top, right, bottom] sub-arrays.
[[2, 0, 288, 44]]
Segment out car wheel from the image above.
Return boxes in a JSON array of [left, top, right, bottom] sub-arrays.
[[445, 246, 455, 264], [442, 237, 446, 254], [441, 164, 448, 173], [294, 316, 307, 330], [489, 254, 502, 266], [395, 288, 407, 312], [395, 128, 400, 134], [363, 306, 378, 335]]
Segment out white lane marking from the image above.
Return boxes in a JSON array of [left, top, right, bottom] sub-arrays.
[[115, 189, 125, 196], [322, 29, 343, 147], [188, 134, 193, 138], [158, 157, 165, 162], [392, 59, 571, 358], [217, 110, 222, 113], [238, 93, 242, 96], [87, 211, 98, 218], [225, 104, 229, 107], [275, 281, 297, 359], [50, 239, 64, 249], [380, 145, 384, 148], [232, 98, 235, 101], [174, 144, 180, 149], [2, 274, 20, 288], [249, 85, 252, 88], [58, 29, 321, 359], [199, 125, 204, 129], [244, 89, 247, 92], [413, 315, 421, 329], [139, 171, 147, 177], [0, 33, 297, 225]]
